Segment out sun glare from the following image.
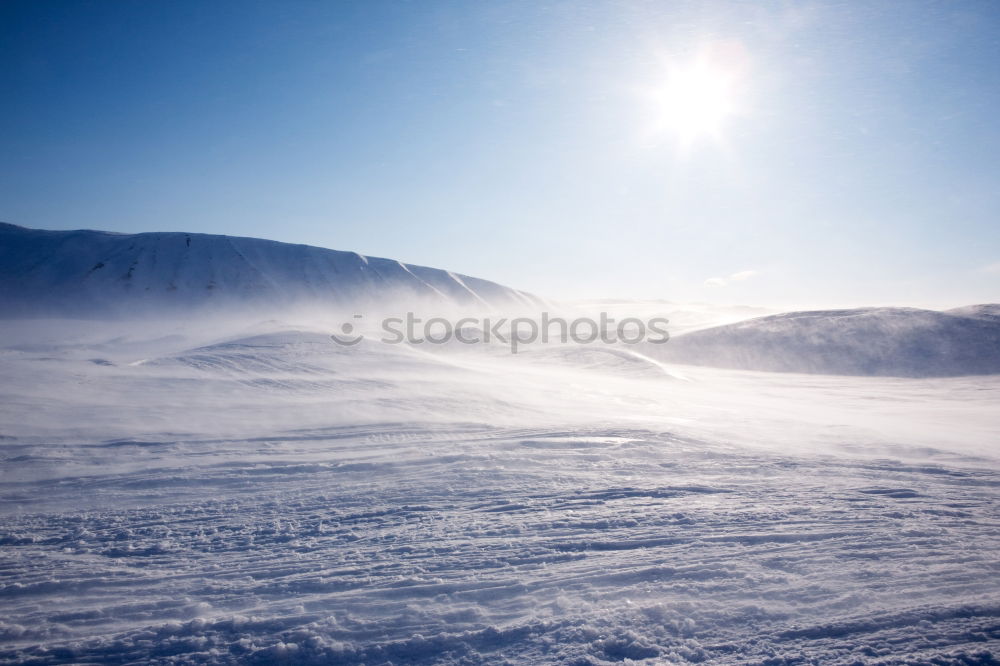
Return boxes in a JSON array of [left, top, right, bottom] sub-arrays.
[[644, 50, 745, 150]]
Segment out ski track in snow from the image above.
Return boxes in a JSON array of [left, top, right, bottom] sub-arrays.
[[1, 325, 999, 664]]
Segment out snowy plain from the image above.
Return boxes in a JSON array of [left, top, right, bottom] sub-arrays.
[[1, 310, 999, 665], [1, 224, 998, 664]]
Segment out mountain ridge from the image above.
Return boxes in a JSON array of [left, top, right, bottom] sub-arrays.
[[0, 222, 542, 317]]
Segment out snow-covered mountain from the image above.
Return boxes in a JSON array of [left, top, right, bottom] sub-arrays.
[[653, 306, 1000, 377], [0, 223, 541, 317]]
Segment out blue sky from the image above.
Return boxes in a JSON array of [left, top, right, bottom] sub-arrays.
[[2, 0, 999, 307]]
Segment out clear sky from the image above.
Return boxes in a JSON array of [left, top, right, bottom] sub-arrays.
[[2, 0, 999, 308]]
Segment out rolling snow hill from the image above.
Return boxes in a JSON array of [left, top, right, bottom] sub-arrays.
[[653, 306, 1000, 377], [0, 223, 541, 317]]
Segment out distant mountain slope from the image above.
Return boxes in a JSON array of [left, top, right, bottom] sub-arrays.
[[0, 223, 541, 317], [947, 303, 1000, 321], [651, 306, 1000, 377]]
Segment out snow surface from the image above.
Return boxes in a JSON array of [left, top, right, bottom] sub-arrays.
[[2, 224, 999, 663], [1, 314, 999, 665]]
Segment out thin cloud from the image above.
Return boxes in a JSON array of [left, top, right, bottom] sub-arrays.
[[705, 269, 759, 287], [729, 270, 759, 281], [981, 262, 1000, 274]]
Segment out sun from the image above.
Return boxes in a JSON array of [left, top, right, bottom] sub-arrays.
[[643, 52, 744, 150]]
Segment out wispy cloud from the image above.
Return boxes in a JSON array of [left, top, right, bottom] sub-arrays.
[[705, 269, 759, 287], [981, 262, 1000, 274]]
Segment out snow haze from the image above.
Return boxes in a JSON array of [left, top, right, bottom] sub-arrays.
[[2, 223, 1000, 663]]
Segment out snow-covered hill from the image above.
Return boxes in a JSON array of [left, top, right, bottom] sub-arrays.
[[947, 303, 1000, 321], [653, 306, 1000, 377], [0, 223, 541, 317]]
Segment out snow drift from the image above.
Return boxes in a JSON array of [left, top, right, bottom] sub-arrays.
[[0, 222, 542, 317], [652, 306, 1000, 377]]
